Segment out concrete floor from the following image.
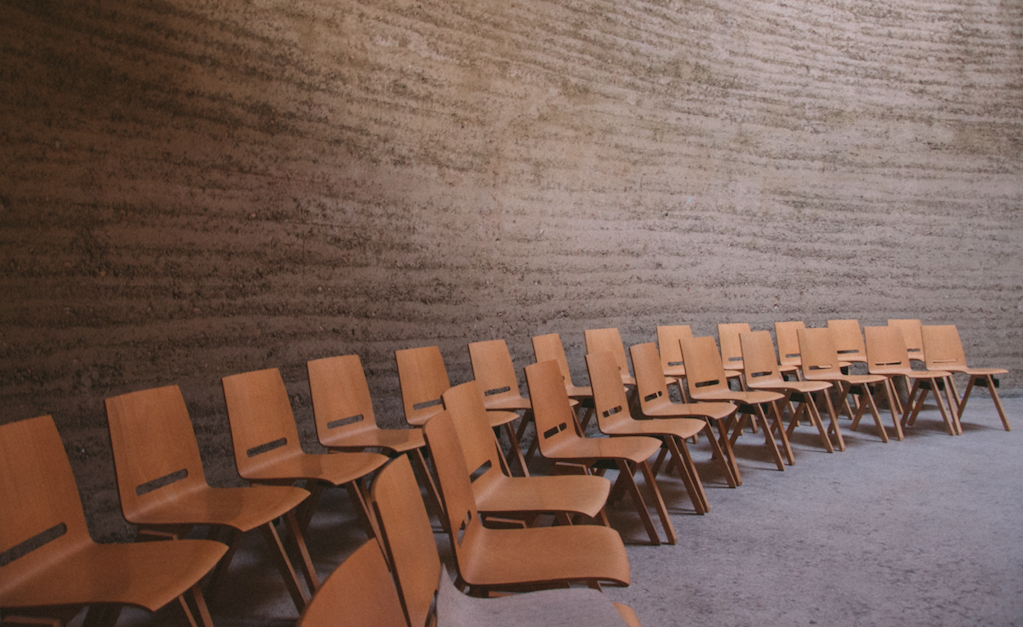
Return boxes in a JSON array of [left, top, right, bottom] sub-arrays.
[[103, 393, 1023, 627]]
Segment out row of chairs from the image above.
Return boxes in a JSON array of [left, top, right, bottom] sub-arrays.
[[1, 319, 1008, 627]]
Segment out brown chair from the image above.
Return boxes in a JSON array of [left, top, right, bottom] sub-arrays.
[[306, 353, 442, 522], [442, 380, 611, 525], [655, 324, 693, 398], [717, 323, 751, 385], [864, 326, 959, 436], [584, 328, 637, 388], [1, 415, 227, 627], [468, 339, 534, 476], [532, 332, 595, 430], [774, 321, 807, 376], [679, 336, 790, 470], [397, 345, 527, 476], [888, 319, 925, 364], [221, 368, 390, 540], [422, 409, 633, 594], [740, 330, 841, 453], [921, 325, 1011, 431], [525, 359, 676, 545], [797, 327, 897, 442], [588, 351, 711, 514], [105, 385, 318, 612], [369, 456, 639, 627], [630, 342, 742, 486]]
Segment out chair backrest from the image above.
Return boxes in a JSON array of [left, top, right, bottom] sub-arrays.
[[468, 339, 524, 404], [678, 336, 730, 394], [105, 385, 212, 523], [307, 354, 381, 446], [222, 368, 304, 478], [630, 342, 672, 412], [421, 411, 483, 593], [297, 538, 408, 627], [774, 321, 806, 368], [584, 328, 632, 381], [827, 319, 867, 362], [442, 381, 509, 479], [739, 331, 785, 387], [921, 325, 968, 371], [370, 456, 443, 627], [863, 326, 911, 372], [656, 325, 693, 371], [587, 351, 635, 432], [717, 323, 751, 370], [888, 319, 925, 362], [1, 415, 92, 597], [396, 346, 450, 427], [796, 327, 845, 377], [531, 333, 580, 389], [524, 360, 586, 452]]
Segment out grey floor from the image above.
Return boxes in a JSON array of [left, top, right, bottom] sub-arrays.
[[109, 393, 1023, 627]]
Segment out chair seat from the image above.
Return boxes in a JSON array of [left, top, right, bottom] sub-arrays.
[[483, 396, 532, 412], [542, 434, 661, 466], [566, 385, 593, 399], [240, 450, 388, 486], [871, 366, 951, 380], [804, 372, 887, 386], [946, 365, 1008, 376], [126, 485, 310, 532], [472, 472, 611, 519], [1, 539, 227, 611], [747, 379, 830, 395], [458, 524, 630, 590], [641, 398, 736, 421], [689, 389, 784, 406], [601, 416, 705, 441], [318, 427, 425, 454]]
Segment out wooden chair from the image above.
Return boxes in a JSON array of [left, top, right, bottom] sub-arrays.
[[1, 415, 227, 627], [717, 323, 751, 386], [774, 321, 806, 376], [442, 380, 611, 525], [369, 456, 639, 627], [679, 336, 790, 470], [105, 385, 319, 612], [655, 325, 693, 398], [221, 368, 390, 541], [422, 409, 633, 594], [397, 345, 528, 476], [525, 359, 676, 545], [921, 325, 1011, 431], [888, 319, 925, 363], [468, 339, 534, 476], [739, 330, 841, 453], [630, 342, 741, 487], [588, 350, 711, 514], [864, 326, 959, 436], [796, 327, 897, 442], [531, 332, 595, 430], [584, 328, 637, 388], [306, 353, 443, 525]]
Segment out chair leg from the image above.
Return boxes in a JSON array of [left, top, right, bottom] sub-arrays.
[[765, 401, 794, 466], [753, 405, 786, 471], [943, 377, 963, 435], [637, 460, 677, 545], [985, 376, 1012, 431], [502, 421, 531, 477], [667, 436, 708, 514], [178, 584, 215, 627], [705, 421, 739, 488], [804, 396, 834, 453], [202, 527, 239, 602], [928, 380, 957, 436], [903, 380, 923, 427], [649, 446, 670, 478], [614, 460, 662, 545], [282, 509, 320, 594], [260, 518, 310, 612], [410, 448, 445, 525]]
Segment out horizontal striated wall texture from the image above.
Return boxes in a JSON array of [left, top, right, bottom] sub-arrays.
[[1, 0, 1021, 538]]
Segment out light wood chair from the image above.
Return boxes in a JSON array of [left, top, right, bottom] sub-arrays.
[[584, 328, 637, 388], [369, 456, 639, 627], [717, 323, 751, 386], [306, 353, 443, 524], [442, 380, 611, 525], [864, 326, 959, 436], [221, 368, 390, 540], [888, 319, 925, 364], [1, 415, 227, 627], [397, 345, 528, 476], [588, 350, 711, 514], [422, 409, 633, 594], [921, 325, 1011, 431], [740, 330, 841, 453], [531, 332, 595, 430], [774, 321, 807, 376], [630, 342, 741, 487], [796, 327, 897, 442], [826, 319, 869, 367], [525, 359, 676, 545], [468, 339, 534, 476], [679, 336, 790, 470], [105, 385, 319, 612], [655, 325, 693, 398]]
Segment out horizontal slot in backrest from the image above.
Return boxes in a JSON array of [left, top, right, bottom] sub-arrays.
[[327, 414, 364, 430], [136, 468, 188, 496], [694, 380, 719, 388], [542, 422, 568, 439], [247, 437, 287, 458], [667, 361, 684, 367], [0, 523, 67, 567], [603, 405, 623, 419], [644, 391, 662, 402], [484, 386, 511, 397], [413, 398, 442, 411]]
